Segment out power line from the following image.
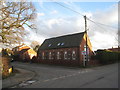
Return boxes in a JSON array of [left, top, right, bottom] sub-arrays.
[[55, 2, 117, 30], [87, 18, 115, 32], [55, 2, 84, 17], [87, 18, 117, 29], [55, 2, 118, 44]]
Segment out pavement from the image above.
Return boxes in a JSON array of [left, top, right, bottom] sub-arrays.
[[2, 67, 35, 88]]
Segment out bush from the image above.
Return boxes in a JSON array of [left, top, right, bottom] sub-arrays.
[[95, 50, 119, 64]]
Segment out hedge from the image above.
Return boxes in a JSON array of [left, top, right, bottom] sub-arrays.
[[96, 50, 120, 64]]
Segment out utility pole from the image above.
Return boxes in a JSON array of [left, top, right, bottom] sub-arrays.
[[84, 15, 88, 67]]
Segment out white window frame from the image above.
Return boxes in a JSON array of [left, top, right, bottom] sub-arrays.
[[42, 52, 45, 60], [57, 52, 60, 60], [64, 51, 67, 60], [49, 52, 52, 59], [72, 50, 76, 60], [51, 52, 54, 59]]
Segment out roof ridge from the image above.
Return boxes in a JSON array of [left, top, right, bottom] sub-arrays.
[[46, 31, 85, 40], [39, 31, 85, 50]]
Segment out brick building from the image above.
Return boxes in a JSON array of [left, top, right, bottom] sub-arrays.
[[107, 47, 120, 52], [37, 31, 93, 66], [12, 44, 37, 62]]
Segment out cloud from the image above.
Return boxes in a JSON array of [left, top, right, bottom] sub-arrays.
[[90, 32, 117, 50], [50, 10, 58, 14], [35, 17, 84, 39], [24, 28, 45, 45], [87, 4, 118, 50], [37, 13, 45, 16], [92, 4, 118, 25], [38, 0, 44, 8], [25, 3, 118, 51]]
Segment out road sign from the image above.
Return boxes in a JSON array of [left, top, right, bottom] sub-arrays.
[[82, 51, 86, 55]]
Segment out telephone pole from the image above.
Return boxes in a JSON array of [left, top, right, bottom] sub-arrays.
[[84, 15, 88, 66]]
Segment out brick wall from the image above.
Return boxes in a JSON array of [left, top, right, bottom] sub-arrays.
[[79, 38, 93, 66], [1, 57, 11, 77], [37, 47, 80, 66], [37, 37, 93, 66]]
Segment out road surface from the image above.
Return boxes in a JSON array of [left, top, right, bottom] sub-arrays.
[[11, 62, 118, 88]]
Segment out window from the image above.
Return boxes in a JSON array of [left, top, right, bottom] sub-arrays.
[[67, 51, 71, 60], [49, 52, 52, 59], [84, 45, 86, 51], [57, 43, 61, 46], [42, 52, 45, 60], [48, 44, 52, 47], [72, 51, 76, 60], [64, 51, 67, 60], [46, 52, 49, 59], [57, 52, 60, 59], [61, 43, 64, 46], [52, 52, 54, 59]]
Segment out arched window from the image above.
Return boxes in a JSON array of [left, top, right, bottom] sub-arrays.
[[52, 52, 55, 59], [42, 52, 45, 60], [57, 52, 60, 60], [67, 51, 71, 60], [49, 52, 52, 59], [72, 51, 76, 60], [64, 51, 67, 60]]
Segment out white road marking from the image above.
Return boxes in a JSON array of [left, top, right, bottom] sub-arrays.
[[41, 69, 93, 83], [58, 76, 66, 79], [19, 83, 29, 87], [52, 78, 59, 80], [67, 74, 73, 77], [26, 80, 36, 84], [12, 69, 91, 88], [72, 74, 77, 76], [43, 79, 50, 82], [11, 86, 17, 88]]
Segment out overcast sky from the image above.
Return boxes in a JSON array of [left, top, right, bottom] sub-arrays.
[[24, 1, 118, 51]]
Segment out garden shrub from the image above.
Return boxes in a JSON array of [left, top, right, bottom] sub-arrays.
[[96, 50, 119, 64]]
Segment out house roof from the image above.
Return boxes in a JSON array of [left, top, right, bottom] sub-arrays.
[[27, 49, 37, 55], [19, 46, 30, 51], [19, 48, 37, 55], [39, 32, 85, 50], [19, 48, 30, 54], [12, 44, 33, 52]]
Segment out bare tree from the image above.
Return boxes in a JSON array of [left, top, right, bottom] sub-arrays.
[[0, 0, 36, 47], [30, 41, 40, 48]]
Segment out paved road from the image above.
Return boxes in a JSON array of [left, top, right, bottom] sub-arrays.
[[11, 62, 118, 88]]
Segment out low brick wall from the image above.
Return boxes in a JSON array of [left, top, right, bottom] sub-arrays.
[[36, 58, 80, 66], [1, 57, 11, 77]]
